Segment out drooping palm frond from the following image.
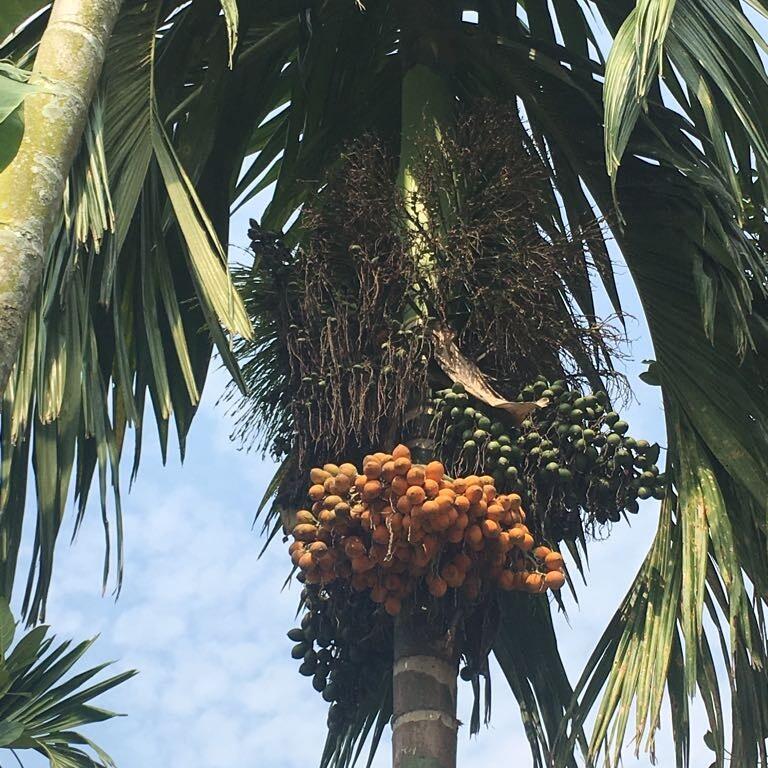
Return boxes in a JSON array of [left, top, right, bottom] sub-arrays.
[[0, 0, 48, 43], [494, 592, 586, 768], [0, 0, 274, 621], [0, 598, 134, 767]]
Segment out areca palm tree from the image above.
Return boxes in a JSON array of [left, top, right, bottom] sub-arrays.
[[4, 1, 768, 768]]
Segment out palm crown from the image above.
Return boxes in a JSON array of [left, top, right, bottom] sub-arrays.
[[3, 1, 768, 767]]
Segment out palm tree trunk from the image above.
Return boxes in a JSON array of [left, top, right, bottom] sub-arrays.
[[392, 611, 459, 768], [0, 0, 122, 392], [391, 7, 461, 760]]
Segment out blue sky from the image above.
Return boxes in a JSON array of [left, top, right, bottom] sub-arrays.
[[10, 190, 720, 768]]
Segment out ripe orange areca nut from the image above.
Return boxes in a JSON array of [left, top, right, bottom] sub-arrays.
[[363, 480, 383, 500], [454, 495, 470, 513], [465, 485, 483, 504], [406, 485, 426, 505], [394, 456, 412, 476], [390, 476, 408, 496], [310, 468, 330, 484], [545, 552, 565, 571], [334, 474, 352, 494], [465, 525, 483, 546], [545, 571, 566, 590], [428, 576, 448, 598], [392, 444, 411, 460], [293, 524, 317, 541], [308, 541, 328, 558], [446, 526, 464, 543], [525, 573, 546, 593], [384, 597, 402, 616], [406, 466, 425, 486], [498, 570, 516, 591], [425, 461, 445, 481]]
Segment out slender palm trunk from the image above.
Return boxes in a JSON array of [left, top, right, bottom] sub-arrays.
[[0, 0, 122, 392], [393, 612, 459, 768], [392, 7, 461, 764]]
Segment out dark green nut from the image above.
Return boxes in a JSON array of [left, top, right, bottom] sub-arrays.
[[558, 467, 573, 483], [292, 642, 311, 659], [299, 659, 318, 676], [322, 683, 340, 702]]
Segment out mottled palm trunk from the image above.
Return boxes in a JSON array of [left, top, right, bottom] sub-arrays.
[[0, 0, 122, 392], [393, 611, 459, 768]]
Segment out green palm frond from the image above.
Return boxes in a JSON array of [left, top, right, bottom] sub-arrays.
[[0, 598, 134, 768], [0, 60, 38, 171], [494, 593, 586, 768], [0, 0, 48, 42], [0, 0, 275, 621]]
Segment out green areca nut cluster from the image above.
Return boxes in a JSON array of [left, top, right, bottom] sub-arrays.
[[432, 377, 666, 541]]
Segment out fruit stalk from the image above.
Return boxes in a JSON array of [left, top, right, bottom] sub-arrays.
[[392, 609, 459, 768]]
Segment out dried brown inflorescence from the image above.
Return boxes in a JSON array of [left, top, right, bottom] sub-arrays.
[[237, 100, 624, 491], [409, 101, 620, 394], [284, 140, 430, 469]]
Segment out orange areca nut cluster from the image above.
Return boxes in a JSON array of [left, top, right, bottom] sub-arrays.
[[289, 445, 566, 615]]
